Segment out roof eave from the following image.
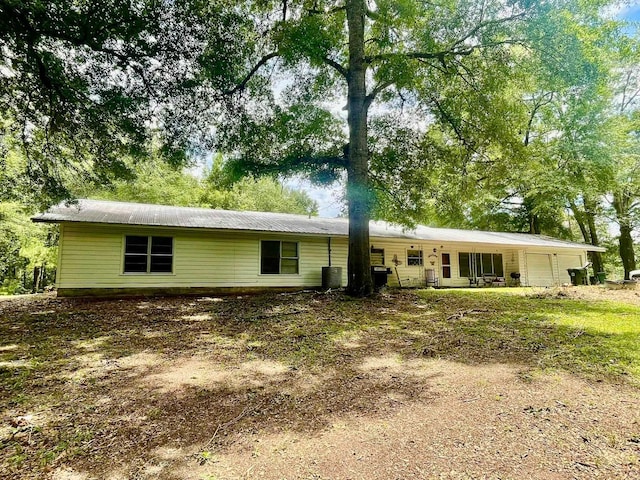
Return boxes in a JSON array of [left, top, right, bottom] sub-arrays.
[[38, 216, 603, 252]]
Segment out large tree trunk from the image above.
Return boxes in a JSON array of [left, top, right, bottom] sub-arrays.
[[523, 197, 541, 234], [613, 192, 636, 280], [529, 214, 541, 235], [571, 199, 604, 274], [583, 198, 604, 274], [345, 0, 373, 296], [619, 222, 636, 279], [570, 201, 590, 242]]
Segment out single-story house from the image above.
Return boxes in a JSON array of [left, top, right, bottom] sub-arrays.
[[33, 199, 605, 296]]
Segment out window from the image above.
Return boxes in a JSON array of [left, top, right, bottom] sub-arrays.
[[261, 240, 299, 274], [441, 253, 451, 279], [407, 249, 423, 266], [458, 252, 503, 277], [124, 236, 173, 273], [459, 252, 471, 277]]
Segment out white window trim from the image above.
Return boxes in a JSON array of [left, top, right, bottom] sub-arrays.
[[121, 235, 175, 276], [259, 239, 301, 275], [407, 248, 424, 267], [458, 252, 504, 278]]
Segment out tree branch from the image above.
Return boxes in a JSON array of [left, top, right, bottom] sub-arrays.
[[228, 153, 347, 179], [308, 5, 346, 15], [364, 80, 395, 108], [321, 56, 348, 78], [450, 11, 527, 50], [429, 95, 467, 147], [225, 52, 280, 95], [365, 39, 525, 65], [524, 92, 554, 146]]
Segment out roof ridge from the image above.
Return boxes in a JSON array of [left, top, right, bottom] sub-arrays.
[[76, 198, 347, 221]]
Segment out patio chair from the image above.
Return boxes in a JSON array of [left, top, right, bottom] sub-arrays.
[[426, 268, 439, 287]]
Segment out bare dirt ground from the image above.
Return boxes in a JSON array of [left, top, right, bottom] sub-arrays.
[[1, 287, 639, 480]]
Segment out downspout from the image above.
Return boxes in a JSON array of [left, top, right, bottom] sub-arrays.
[[327, 237, 332, 267]]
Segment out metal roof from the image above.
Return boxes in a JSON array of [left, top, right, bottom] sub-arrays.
[[33, 199, 605, 251]]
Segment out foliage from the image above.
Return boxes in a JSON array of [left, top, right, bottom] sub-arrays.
[[201, 176, 318, 215], [0, 152, 318, 294], [83, 155, 319, 215], [2, 0, 637, 290], [0, 202, 57, 295], [0, 0, 204, 205], [83, 157, 204, 207], [183, 0, 622, 294]]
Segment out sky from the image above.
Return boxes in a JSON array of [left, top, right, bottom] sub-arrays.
[[287, 178, 345, 218], [617, 4, 640, 21]]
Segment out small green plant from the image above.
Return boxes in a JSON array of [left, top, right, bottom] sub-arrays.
[[196, 450, 213, 465], [8, 445, 27, 468]]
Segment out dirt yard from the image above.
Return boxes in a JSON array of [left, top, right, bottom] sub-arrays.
[[1, 287, 639, 479]]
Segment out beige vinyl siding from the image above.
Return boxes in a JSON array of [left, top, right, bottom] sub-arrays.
[[367, 240, 520, 288], [54, 223, 65, 289], [517, 250, 527, 284], [503, 249, 521, 286], [368, 240, 435, 287], [58, 223, 348, 289], [57, 223, 592, 292]]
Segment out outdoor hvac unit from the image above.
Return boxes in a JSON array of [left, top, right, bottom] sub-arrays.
[[322, 266, 342, 289]]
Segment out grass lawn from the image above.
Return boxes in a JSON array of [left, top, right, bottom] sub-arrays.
[[1, 287, 639, 479]]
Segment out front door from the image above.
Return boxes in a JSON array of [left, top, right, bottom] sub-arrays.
[[441, 252, 452, 286]]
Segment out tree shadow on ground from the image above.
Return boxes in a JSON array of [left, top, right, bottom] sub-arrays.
[[0, 289, 639, 479]]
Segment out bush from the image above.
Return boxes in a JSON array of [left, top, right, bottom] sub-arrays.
[[0, 279, 29, 296]]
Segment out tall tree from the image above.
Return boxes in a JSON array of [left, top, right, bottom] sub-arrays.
[[0, 0, 200, 205], [79, 154, 320, 215], [608, 45, 640, 278], [195, 0, 609, 295]]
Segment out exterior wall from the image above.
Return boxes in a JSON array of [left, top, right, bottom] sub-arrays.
[[57, 223, 348, 291], [556, 253, 585, 285], [368, 239, 434, 287], [56, 222, 593, 293], [504, 250, 521, 285], [521, 250, 587, 287], [365, 240, 587, 288], [367, 239, 522, 288]]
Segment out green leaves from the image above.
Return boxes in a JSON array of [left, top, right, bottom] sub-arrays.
[[275, 13, 344, 67], [0, 0, 204, 205]]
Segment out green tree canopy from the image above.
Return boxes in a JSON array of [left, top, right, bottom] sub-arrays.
[[0, 0, 204, 204], [186, 0, 619, 294]]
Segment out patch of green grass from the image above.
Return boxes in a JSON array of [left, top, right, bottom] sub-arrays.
[[37, 426, 95, 467], [417, 289, 640, 382], [197, 289, 640, 383], [540, 299, 640, 378]]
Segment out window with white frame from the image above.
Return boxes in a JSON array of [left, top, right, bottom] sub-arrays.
[[407, 249, 424, 266], [261, 240, 299, 274], [124, 236, 173, 273], [458, 252, 503, 277]]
